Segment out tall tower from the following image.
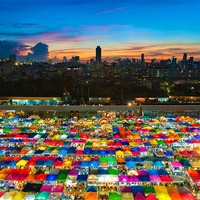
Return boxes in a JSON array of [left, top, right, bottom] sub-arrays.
[[182, 53, 187, 63], [96, 46, 101, 67], [141, 54, 145, 63]]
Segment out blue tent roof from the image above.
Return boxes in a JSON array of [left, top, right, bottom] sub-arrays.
[[89, 160, 99, 168], [139, 175, 150, 182], [0, 160, 9, 167], [58, 149, 68, 155], [126, 161, 136, 168], [46, 174, 57, 181], [77, 175, 88, 182], [157, 169, 169, 175], [121, 141, 129, 146], [180, 161, 192, 168], [113, 127, 119, 133], [108, 150, 115, 155], [131, 147, 139, 151], [144, 142, 152, 147], [44, 160, 54, 167], [92, 150, 99, 155], [80, 161, 90, 167], [84, 148, 93, 154], [7, 160, 17, 167], [34, 150, 44, 154], [35, 160, 45, 166], [131, 186, 144, 193], [99, 150, 107, 156], [98, 169, 108, 175], [154, 161, 164, 167], [165, 151, 174, 157], [0, 150, 5, 155], [125, 157, 134, 162], [147, 170, 159, 176], [67, 147, 76, 154], [22, 156, 31, 160], [146, 135, 154, 139], [86, 186, 98, 192], [64, 141, 71, 146]]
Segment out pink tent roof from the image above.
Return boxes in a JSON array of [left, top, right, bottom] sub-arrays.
[[129, 176, 140, 182], [139, 147, 147, 152], [4, 174, 18, 181], [72, 161, 81, 167], [171, 161, 182, 167], [132, 151, 140, 156], [76, 150, 84, 155], [138, 170, 148, 176], [52, 185, 64, 193], [40, 185, 53, 192], [119, 175, 129, 182], [134, 192, 146, 200], [149, 175, 161, 182], [68, 169, 79, 176]]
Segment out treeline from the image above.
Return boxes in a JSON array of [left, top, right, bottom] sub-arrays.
[[0, 76, 168, 99]]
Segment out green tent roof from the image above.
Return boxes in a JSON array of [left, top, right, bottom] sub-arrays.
[[108, 169, 119, 175], [109, 192, 122, 200], [144, 186, 155, 194], [35, 192, 50, 200]]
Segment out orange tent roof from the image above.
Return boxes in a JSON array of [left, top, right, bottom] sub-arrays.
[[85, 192, 98, 200], [169, 193, 184, 200]]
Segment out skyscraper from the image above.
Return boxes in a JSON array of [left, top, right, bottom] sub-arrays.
[[182, 53, 187, 63], [141, 54, 145, 63], [96, 46, 101, 67]]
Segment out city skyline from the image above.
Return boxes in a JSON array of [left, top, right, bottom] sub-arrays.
[[0, 0, 200, 61]]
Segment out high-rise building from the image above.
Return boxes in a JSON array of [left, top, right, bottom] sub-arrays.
[[96, 46, 101, 67], [141, 54, 145, 63], [9, 54, 16, 64], [182, 53, 187, 63], [72, 56, 80, 63]]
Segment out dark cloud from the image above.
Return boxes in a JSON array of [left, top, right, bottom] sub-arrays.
[[28, 42, 49, 62], [0, 40, 29, 59], [0, 40, 49, 62]]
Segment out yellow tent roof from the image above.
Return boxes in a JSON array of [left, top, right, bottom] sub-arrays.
[[157, 193, 171, 200], [37, 146, 46, 151], [53, 134, 60, 139], [154, 186, 168, 194], [16, 159, 28, 167], [116, 150, 124, 157], [129, 141, 136, 147], [63, 160, 72, 166], [12, 192, 27, 200], [92, 142, 99, 147], [150, 139, 158, 145], [82, 156, 91, 161], [190, 161, 200, 168], [0, 173, 8, 180]]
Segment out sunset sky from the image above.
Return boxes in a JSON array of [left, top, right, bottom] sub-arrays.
[[0, 0, 200, 61]]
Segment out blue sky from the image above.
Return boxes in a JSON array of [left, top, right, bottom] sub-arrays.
[[0, 0, 200, 61]]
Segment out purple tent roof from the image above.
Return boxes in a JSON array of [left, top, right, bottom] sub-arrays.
[[119, 175, 129, 182]]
